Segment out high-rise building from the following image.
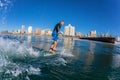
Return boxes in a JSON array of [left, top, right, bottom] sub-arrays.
[[41, 30, 45, 35], [35, 28, 41, 35], [28, 26, 32, 34], [105, 32, 110, 37], [90, 30, 96, 37], [64, 24, 75, 36], [21, 25, 25, 34], [17, 29, 21, 34], [76, 32, 82, 37], [45, 29, 52, 35]]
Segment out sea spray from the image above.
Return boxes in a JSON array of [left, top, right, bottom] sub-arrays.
[[57, 47, 74, 57], [0, 37, 40, 58]]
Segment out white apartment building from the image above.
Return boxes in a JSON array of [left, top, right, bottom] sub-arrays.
[[90, 30, 96, 37], [64, 24, 75, 36], [28, 26, 32, 34]]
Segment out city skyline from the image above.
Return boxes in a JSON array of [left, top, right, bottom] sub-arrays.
[[0, 24, 116, 37], [0, 0, 120, 36]]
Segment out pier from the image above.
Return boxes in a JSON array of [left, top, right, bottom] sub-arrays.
[[63, 35, 115, 43], [79, 37, 115, 43]]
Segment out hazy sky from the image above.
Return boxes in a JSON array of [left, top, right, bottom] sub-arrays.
[[0, 0, 120, 36]]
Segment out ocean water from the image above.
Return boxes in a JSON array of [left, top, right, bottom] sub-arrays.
[[0, 35, 120, 80]]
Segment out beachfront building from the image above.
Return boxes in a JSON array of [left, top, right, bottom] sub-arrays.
[[1, 30, 8, 34], [45, 29, 52, 36], [17, 30, 21, 34], [21, 25, 25, 34], [90, 30, 96, 37], [41, 29, 52, 36], [35, 28, 41, 35], [76, 32, 82, 37], [12, 29, 21, 34], [64, 24, 75, 36], [105, 32, 110, 37], [28, 26, 32, 34], [41, 30, 45, 35]]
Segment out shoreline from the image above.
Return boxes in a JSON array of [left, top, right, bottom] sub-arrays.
[[0, 33, 116, 43]]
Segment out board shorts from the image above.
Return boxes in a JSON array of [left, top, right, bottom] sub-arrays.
[[52, 31, 58, 41]]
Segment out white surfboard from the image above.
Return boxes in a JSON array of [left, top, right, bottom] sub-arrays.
[[41, 51, 58, 57]]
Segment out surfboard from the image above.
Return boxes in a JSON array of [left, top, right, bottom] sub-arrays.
[[42, 51, 58, 57], [32, 46, 58, 57]]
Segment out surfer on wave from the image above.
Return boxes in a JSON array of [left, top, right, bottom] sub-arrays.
[[49, 20, 64, 53]]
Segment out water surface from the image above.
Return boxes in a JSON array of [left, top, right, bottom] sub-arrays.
[[0, 35, 120, 80]]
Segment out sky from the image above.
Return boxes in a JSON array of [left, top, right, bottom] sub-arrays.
[[0, 0, 120, 36]]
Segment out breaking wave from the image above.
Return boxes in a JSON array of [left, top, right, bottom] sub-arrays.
[[0, 36, 41, 79], [0, 35, 71, 79]]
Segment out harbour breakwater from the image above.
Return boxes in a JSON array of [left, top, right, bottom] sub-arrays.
[[79, 37, 115, 43], [63, 35, 115, 43]]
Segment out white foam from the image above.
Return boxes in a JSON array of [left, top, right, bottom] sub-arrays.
[[0, 37, 39, 58], [11, 69, 22, 77], [53, 57, 67, 66], [27, 47, 39, 57], [0, 37, 41, 77], [60, 52, 74, 57], [28, 66, 41, 75], [0, 53, 12, 73], [58, 48, 74, 57], [3, 63, 41, 77]]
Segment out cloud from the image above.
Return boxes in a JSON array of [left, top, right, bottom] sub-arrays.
[[0, 0, 14, 25]]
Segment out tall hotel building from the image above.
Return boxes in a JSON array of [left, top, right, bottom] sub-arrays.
[[90, 30, 96, 37], [28, 26, 32, 34], [21, 25, 25, 34], [35, 28, 41, 35], [64, 24, 75, 36]]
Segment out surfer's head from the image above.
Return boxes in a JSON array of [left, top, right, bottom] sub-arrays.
[[60, 20, 64, 26]]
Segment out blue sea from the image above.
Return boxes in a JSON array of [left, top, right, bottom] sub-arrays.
[[0, 35, 120, 80]]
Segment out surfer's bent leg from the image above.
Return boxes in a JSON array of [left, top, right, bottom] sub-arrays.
[[49, 42, 54, 53], [49, 40, 58, 53], [52, 32, 58, 51], [53, 41, 58, 51], [49, 32, 57, 53]]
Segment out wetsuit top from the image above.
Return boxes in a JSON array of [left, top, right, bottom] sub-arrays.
[[53, 23, 62, 33]]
